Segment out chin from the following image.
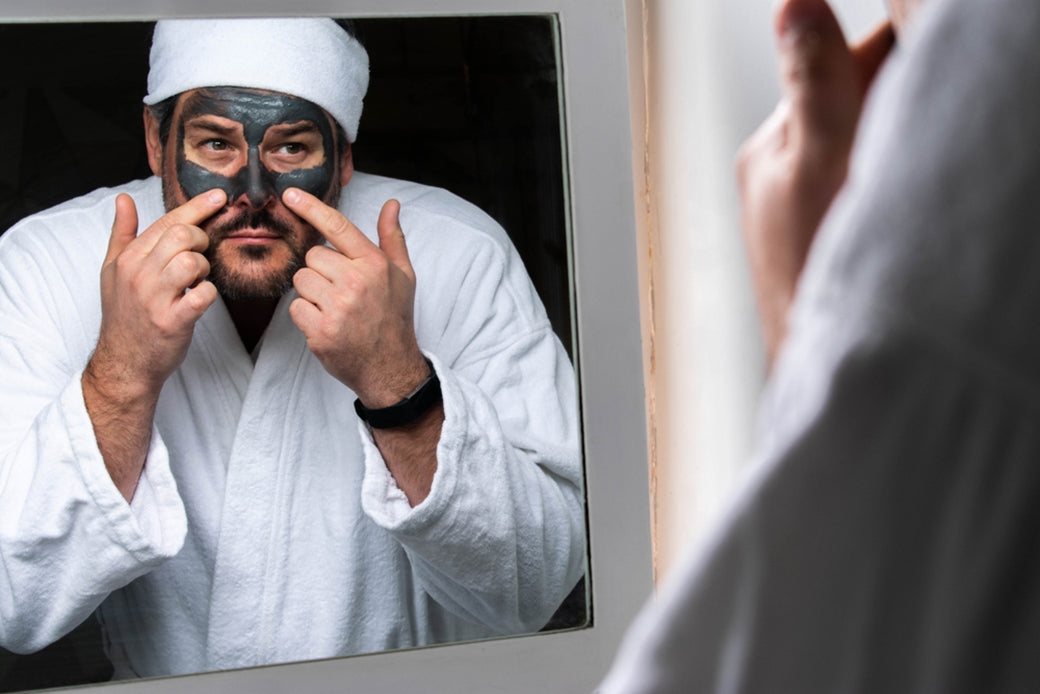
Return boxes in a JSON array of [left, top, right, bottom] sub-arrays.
[[209, 248, 300, 301]]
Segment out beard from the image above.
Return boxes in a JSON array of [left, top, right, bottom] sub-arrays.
[[204, 208, 316, 301], [162, 175, 335, 301]]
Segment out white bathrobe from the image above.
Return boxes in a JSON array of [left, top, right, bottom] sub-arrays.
[[0, 172, 585, 678], [600, 0, 1040, 690]]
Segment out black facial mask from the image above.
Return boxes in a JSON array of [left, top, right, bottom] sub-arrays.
[[175, 87, 338, 205]]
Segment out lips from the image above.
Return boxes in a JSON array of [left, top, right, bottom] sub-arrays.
[[224, 229, 282, 243], [209, 208, 297, 243]]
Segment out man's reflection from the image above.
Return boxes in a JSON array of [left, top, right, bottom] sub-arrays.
[[0, 17, 583, 679]]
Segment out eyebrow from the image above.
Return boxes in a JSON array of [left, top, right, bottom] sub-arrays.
[[267, 122, 322, 138], [183, 118, 240, 138]]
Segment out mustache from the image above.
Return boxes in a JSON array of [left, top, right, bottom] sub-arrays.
[[208, 208, 298, 240]]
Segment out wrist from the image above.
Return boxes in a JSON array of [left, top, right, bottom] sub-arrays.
[[83, 351, 161, 411], [354, 353, 432, 409], [354, 357, 442, 429]]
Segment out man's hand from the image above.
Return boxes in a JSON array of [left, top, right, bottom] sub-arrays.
[[83, 189, 226, 501], [284, 188, 429, 406], [737, 0, 894, 366], [284, 188, 440, 506]]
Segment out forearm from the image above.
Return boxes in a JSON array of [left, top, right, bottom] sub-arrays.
[[370, 402, 443, 506], [360, 347, 585, 633], [81, 352, 160, 503]]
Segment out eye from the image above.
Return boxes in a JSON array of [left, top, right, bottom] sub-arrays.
[[203, 139, 229, 151], [279, 143, 305, 155]]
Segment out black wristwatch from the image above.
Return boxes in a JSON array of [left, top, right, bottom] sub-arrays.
[[354, 358, 442, 429]]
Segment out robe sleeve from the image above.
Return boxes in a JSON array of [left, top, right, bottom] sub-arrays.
[[357, 202, 585, 635], [0, 214, 187, 654]]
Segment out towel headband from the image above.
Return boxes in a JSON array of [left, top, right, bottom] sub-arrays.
[[144, 18, 369, 142]]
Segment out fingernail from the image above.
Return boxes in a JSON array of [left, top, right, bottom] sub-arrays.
[[208, 189, 225, 205], [283, 188, 300, 205]]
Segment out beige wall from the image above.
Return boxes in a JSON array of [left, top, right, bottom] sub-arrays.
[[631, 0, 888, 582]]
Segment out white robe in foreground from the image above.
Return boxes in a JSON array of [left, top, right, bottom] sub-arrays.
[[600, 0, 1040, 690], [0, 172, 585, 678]]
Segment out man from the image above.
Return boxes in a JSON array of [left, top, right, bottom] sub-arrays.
[[0, 18, 584, 678], [601, 0, 1040, 690]]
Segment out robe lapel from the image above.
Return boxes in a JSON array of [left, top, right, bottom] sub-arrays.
[[203, 292, 320, 667]]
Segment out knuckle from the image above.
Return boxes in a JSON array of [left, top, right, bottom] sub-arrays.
[[182, 291, 203, 313], [370, 253, 390, 274], [154, 314, 179, 339], [330, 291, 351, 315], [113, 252, 135, 276], [327, 214, 351, 237], [305, 245, 327, 265], [168, 224, 191, 245], [176, 252, 197, 274], [293, 267, 314, 290], [319, 319, 342, 344], [342, 273, 366, 296], [127, 270, 148, 294]]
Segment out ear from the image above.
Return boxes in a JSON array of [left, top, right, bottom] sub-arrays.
[[143, 107, 164, 178], [339, 143, 354, 187]]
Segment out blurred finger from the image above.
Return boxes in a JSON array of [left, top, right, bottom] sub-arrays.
[[775, 0, 860, 150]]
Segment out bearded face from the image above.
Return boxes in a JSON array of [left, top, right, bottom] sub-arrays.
[[157, 87, 346, 300]]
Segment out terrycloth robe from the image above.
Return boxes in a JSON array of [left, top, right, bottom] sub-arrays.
[[0, 172, 585, 678]]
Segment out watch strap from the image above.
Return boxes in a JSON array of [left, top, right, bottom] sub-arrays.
[[354, 358, 442, 429]]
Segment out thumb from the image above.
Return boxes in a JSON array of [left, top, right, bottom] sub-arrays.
[[775, 0, 861, 153], [106, 193, 139, 264], [376, 199, 412, 274]]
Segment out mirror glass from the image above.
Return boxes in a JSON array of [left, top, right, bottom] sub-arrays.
[[0, 14, 587, 691]]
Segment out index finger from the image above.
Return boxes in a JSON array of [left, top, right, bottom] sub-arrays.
[[281, 187, 377, 259], [139, 189, 227, 248]]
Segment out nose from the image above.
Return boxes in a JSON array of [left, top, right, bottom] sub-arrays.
[[244, 151, 273, 209]]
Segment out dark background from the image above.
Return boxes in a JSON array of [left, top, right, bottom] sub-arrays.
[[0, 16, 583, 692]]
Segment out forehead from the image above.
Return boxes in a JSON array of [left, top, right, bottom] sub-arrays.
[[177, 87, 331, 135]]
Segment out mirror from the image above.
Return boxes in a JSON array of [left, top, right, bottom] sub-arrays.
[[0, 2, 651, 693], [0, 13, 589, 690]]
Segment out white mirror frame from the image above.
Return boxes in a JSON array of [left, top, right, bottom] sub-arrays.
[[0, 1, 652, 691]]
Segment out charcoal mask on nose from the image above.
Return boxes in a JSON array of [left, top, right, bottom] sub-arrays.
[[175, 87, 338, 205]]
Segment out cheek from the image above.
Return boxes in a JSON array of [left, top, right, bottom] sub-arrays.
[[273, 166, 333, 199], [177, 159, 238, 201], [272, 138, 339, 200]]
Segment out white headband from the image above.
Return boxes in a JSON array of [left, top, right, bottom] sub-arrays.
[[144, 18, 369, 142]]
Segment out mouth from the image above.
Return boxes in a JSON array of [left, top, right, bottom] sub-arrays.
[[222, 228, 284, 245], [208, 207, 298, 246]]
